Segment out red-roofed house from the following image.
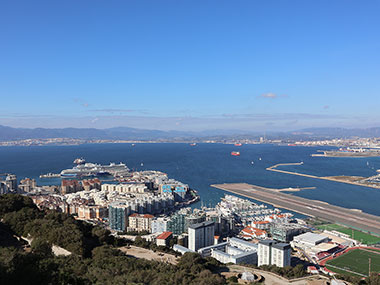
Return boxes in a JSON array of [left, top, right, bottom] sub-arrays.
[[240, 226, 268, 240], [251, 221, 270, 230], [61, 179, 82, 194], [156, 231, 173, 246]]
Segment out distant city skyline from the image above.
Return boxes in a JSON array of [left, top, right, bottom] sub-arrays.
[[1, 0, 379, 131]]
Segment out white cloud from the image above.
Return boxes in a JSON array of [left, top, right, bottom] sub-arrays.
[[260, 93, 278, 99], [259, 93, 288, 99]]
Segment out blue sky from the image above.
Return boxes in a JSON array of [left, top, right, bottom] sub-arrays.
[[0, 0, 379, 131]]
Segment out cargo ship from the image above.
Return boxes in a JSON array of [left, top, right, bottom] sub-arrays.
[[234, 143, 242, 146], [231, 151, 240, 156]]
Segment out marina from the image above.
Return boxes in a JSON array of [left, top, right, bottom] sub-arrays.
[[212, 183, 380, 235]]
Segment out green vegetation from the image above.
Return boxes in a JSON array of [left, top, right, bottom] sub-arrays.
[[258, 264, 306, 279], [306, 217, 330, 226], [0, 195, 115, 257], [242, 263, 307, 279], [326, 249, 380, 277], [122, 230, 151, 236], [0, 194, 226, 284], [316, 223, 380, 245], [0, 246, 227, 284]]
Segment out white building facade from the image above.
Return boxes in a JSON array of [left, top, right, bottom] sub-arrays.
[[258, 239, 291, 268], [188, 221, 215, 251]]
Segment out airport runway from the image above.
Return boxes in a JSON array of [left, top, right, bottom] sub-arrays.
[[212, 183, 380, 236]]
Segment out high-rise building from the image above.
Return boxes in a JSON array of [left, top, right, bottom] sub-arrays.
[[271, 243, 291, 267], [258, 239, 276, 266], [188, 221, 215, 251], [258, 239, 291, 268], [270, 223, 307, 242], [167, 213, 186, 234], [185, 214, 205, 232], [0, 181, 9, 194], [109, 202, 131, 231], [151, 217, 168, 233], [5, 174, 17, 192]]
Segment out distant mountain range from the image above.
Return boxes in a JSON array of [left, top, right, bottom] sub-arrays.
[[0, 125, 379, 141], [293, 127, 380, 138]]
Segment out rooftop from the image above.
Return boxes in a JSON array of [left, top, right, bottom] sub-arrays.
[[272, 242, 291, 250], [188, 221, 214, 230], [156, 231, 173, 240], [294, 232, 328, 244], [259, 239, 276, 246]]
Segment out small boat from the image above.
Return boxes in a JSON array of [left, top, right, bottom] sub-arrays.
[[234, 143, 242, 146], [259, 157, 262, 161], [141, 163, 144, 167], [231, 151, 240, 156], [73, 158, 86, 164], [190, 143, 197, 146], [132, 144, 135, 147], [251, 161, 254, 165]]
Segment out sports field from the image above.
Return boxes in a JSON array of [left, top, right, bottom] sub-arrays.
[[316, 223, 380, 245], [326, 248, 380, 277]]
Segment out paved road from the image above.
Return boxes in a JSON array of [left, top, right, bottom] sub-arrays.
[[212, 183, 380, 236]]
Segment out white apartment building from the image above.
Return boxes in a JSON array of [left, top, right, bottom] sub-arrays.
[[258, 239, 276, 266], [188, 221, 215, 251], [258, 239, 291, 268], [271, 243, 291, 267], [102, 183, 148, 193]]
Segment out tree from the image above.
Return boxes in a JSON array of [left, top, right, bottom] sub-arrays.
[[366, 272, 380, 285], [31, 238, 52, 257], [0, 194, 37, 217], [292, 264, 305, 278]]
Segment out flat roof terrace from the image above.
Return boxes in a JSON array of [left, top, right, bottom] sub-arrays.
[[211, 183, 380, 236]]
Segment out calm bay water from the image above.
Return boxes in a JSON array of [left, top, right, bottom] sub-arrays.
[[0, 143, 380, 216]]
